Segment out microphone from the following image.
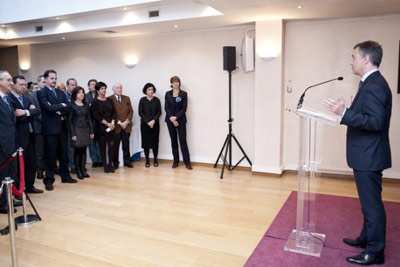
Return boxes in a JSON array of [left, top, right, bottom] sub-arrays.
[[297, 77, 343, 109]]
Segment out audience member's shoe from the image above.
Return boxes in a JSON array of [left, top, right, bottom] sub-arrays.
[[36, 171, 44, 179], [172, 162, 179, 168], [154, 159, 158, 167], [62, 177, 78, 183], [44, 182, 54, 191], [185, 163, 193, 170], [76, 169, 84, 180], [13, 201, 22, 207], [70, 168, 77, 174], [124, 162, 134, 168], [26, 187, 44, 194], [109, 165, 115, 173], [98, 162, 104, 167], [0, 206, 17, 214], [92, 162, 98, 168], [54, 167, 59, 175], [343, 238, 367, 248], [82, 169, 90, 178], [145, 161, 150, 168], [346, 252, 384, 265]]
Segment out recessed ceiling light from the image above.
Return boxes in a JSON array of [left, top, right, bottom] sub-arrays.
[[123, 7, 128, 10], [174, 25, 179, 28], [297, 5, 303, 9], [56, 17, 60, 20], [1, 24, 5, 27], [62, 37, 66, 40]]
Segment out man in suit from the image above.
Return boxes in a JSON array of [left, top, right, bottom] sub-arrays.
[[10, 75, 43, 194], [0, 70, 18, 213], [109, 83, 134, 168], [65, 78, 78, 173], [324, 41, 391, 265], [37, 70, 77, 191], [85, 79, 102, 168], [29, 81, 44, 179]]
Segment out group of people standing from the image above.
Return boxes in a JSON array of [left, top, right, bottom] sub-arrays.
[[0, 69, 193, 205]]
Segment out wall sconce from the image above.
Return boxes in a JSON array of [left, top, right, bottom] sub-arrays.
[[124, 56, 138, 69], [19, 61, 30, 72], [261, 56, 276, 61]]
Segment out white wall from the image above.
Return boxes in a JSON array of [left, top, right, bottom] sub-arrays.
[[283, 15, 400, 178], [30, 26, 255, 165]]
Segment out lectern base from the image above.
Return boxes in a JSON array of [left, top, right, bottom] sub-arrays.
[[284, 229, 325, 257]]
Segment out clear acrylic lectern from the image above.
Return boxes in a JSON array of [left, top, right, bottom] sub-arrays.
[[284, 107, 339, 257]]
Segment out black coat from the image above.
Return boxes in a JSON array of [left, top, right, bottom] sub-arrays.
[[37, 86, 71, 135], [164, 89, 187, 123], [9, 93, 41, 148], [341, 71, 392, 171], [0, 94, 16, 161]]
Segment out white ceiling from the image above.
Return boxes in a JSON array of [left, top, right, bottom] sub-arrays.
[[1, 0, 400, 47]]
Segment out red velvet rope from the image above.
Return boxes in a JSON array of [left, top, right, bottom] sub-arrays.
[[12, 151, 25, 196], [0, 154, 15, 170]]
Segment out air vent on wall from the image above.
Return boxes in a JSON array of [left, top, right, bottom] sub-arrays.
[[35, 25, 43, 32], [149, 10, 159, 17], [99, 30, 118, 34]]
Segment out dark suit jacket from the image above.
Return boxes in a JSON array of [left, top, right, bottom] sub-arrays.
[[85, 91, 98, 106], [108, 94, 133, 134], [0, 95, 17, 163], [341, 71, 392, 171], [164, 89, 187, 123], [28, 90, 42, 134], [37, 86, 71, 135], [9, 93, 41, 148]]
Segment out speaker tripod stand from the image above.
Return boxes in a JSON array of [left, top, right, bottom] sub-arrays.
[[214, 69, 252, 179]]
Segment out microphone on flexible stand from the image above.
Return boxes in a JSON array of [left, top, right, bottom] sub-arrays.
[[297, 77, 343, 109]]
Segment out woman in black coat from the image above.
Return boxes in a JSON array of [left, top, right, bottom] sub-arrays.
[[68, 86, 94, 179], [139, 83, 162, 167], [90, 82, 116, 173], [164, 76, 192, 170]]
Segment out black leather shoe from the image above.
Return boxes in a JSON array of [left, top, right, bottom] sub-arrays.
[[113, 163, 119, 170], [62, 177, 78, 183], [92, 162, 98, 168], [45, 182, 54, 191], [343, 238, 367, 248], [172, 162, 179, 168], [145, 162, 150, 168], [0, 206, 17, 214], [124, 162, 134, 168], [346, 252, 384, 265], [185, 163, 193, 170], [26, 187, 44, 194], [154, 159, 158, 167]]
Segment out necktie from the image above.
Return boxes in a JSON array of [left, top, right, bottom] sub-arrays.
[[118, 96, 121, 103], [52, 89, 57, 98], [358, 80, 364, 90], [18, 95, 24, 106], [2, 96, 12, 112]]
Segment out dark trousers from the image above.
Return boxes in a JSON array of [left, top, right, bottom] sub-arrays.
[[23, 133, 37, 189], [113, 130, 131, 165], [35, 133, 44, 173], [43, 130, 70, 184], [166, 121, 190, 164], [99, 135, 115, 167], [354, 170, 386, 255], [144, 147, 158, 161], [67, 135, 75, 169]]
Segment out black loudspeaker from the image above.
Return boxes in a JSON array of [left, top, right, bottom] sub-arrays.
[[223, 46, 236, 71]]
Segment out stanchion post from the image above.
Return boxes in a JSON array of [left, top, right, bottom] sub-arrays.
[[3, 177, 18, 267]]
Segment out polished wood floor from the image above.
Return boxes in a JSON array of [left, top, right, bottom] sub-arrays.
[[1, 162, 400, 267]]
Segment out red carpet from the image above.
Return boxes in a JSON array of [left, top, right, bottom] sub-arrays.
[[245, 191, 400, 266]]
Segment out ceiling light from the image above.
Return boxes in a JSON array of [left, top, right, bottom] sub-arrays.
[[1, 25, 5, 27], [123, 7, 128, 10], [174, 25, 179, 28], [297, 5, 303, 9], [62, 37, 66, 40], [56, 17, 60, 20]]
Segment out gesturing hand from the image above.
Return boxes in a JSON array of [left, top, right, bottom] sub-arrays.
[[323, 97, 346, 116]]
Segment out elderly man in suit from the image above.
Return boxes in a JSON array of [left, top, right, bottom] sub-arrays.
[[109, 83, 134, 168], [0, 70, 17, 213], [324, 41, 392, 265], [37, 70, 77, 191], [10, 75, 43, 194]]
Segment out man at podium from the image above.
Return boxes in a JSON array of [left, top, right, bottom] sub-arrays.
[[324, 40, 392, 266]]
